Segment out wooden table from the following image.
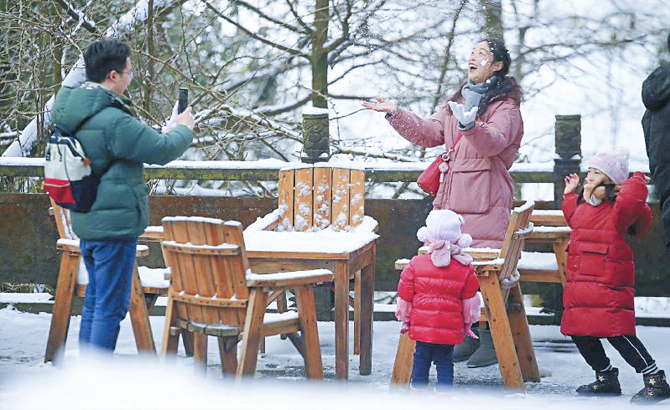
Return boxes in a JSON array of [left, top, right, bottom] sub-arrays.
[[244, 231, 377, 380]]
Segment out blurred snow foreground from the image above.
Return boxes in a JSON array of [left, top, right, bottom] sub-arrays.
[[1, 307, 669, 410]]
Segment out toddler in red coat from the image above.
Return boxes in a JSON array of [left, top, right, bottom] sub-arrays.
[[395, 209, 480, 391], [562, 147, 669, 404]]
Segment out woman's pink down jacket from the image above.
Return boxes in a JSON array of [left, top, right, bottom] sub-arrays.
[[387, 99, 523, 248]]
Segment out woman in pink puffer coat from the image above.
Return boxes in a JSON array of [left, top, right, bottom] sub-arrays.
[[364, 38, 523, 248]]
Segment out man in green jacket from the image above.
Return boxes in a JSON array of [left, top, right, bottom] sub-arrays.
[[51, 39, 194, 353]]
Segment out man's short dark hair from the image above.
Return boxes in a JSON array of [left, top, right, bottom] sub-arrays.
[[84, 39, 131, 83]]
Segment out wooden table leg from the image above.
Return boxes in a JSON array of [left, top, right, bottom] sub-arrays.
[[507, 283, 540, 382], [479, 273, 525, 390], [553, 239, 569, 285], [295, 285, 324, 380], [359, 253, 375, 375], [354, 270, 361, 356], [390, 331, 415, 386], [44, 251, 79, 364], [129, 265, 156, 354], [334, 261, 349, 380]]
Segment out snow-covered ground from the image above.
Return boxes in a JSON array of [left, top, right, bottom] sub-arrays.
[[1, 306, 669, 409]]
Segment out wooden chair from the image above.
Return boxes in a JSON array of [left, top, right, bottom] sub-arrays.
[[519, 210, 570, 286], [243, 163, 378, 379], [44, 198, 167, 363], [160, 216, 333, 379], [256, 163, 367, 232], [391, 201, 538, 390]]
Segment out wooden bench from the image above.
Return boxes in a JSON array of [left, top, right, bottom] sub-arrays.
[[159, 216, 333, 379], [391, 201, 539, 390], [44, 199, 168, 363], [520, 210, 569, 285]]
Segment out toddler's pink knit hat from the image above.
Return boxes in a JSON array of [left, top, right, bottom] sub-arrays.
[[586, 147, 630, 184], [416, 209, 473, 267]]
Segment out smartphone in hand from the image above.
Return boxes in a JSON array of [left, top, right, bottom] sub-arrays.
[[178, 88, 188, 114]]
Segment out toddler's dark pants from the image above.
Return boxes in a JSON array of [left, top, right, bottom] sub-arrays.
[[411, 341, 454, 390]]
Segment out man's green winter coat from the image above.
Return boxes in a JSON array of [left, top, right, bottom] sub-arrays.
[[51, 83, 193, 240]]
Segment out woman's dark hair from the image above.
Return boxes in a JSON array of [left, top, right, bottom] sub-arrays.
[[84, 39, 131, 83], [449, 38, 523, 115]]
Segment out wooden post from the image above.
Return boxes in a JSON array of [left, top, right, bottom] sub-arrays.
[[552, 114, 580, 323], [302, 110, 330, 163], [553, 114, 582, 207]]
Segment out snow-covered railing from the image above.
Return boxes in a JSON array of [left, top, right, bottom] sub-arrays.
[[0, 157, 557, 183]]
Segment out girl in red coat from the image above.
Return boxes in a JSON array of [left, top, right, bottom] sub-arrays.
[[395, 209, 480, 391], [562, 148, 669, 404]]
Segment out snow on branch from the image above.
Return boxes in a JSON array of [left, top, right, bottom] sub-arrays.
[[54, 0, 98, 34]]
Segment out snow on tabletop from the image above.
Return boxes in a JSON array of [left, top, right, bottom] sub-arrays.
[[518, 251, 559, 271], [246, 269, 332, 282], [137, 267, 170, 289], [143, 225, 163, 233], [243, 216, 378, 254], [395, 258, 410, 264], [463, 246, 502, 254], [472, 257, 505, 266]]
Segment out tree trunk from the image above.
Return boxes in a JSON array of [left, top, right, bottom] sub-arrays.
[[479, 0, 504, 41], [311, 0, 329, 108], [143, 0, 155, 115]]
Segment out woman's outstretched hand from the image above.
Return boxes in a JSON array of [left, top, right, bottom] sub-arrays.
[[362, 97, 397, 113]]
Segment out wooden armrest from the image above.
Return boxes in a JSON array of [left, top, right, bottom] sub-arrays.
[[530, 211, 567, 226], [464, 247, 501, 261], [396, 246, 501, 270], [472, 258, 504, 276], [247, 269, 333, 288], [56, 238, 80, 252], [395, 258, 410, 270], [56, 239, 149, 257], [139, 226, 164, 242]]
